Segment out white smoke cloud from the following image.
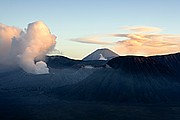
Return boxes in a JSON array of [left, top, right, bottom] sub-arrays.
[[35, 61, 49, 74], [0, 23, 21, 66], [0, 21, 56, 74]]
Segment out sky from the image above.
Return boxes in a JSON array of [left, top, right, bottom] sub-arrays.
[[0, 0, 180, 59]]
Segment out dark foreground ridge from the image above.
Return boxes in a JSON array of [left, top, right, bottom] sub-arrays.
[[0, 52, 180, 120]]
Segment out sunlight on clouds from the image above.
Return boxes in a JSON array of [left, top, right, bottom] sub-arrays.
[[0, 23, 22, 64], [122, 26, 162, 33], [113, 34, 180, 56], [0, 21, 56, 74], [71, 35, 114, 45], [72, 26, 180, 56]]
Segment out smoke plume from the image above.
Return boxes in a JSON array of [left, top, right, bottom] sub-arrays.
[[0, 21, 56, 74]]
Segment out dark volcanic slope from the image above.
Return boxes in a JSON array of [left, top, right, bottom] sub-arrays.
[[54, 54, 180, 103], [107, 56, 177, 76], [152, 53, 180, 73], [0, 68, 96, 90], [46, 55, 108, 69], [46, 56, 80, 68]]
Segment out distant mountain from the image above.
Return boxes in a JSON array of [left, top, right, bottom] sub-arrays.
[[53, 53, 180, 103], [46, 55, 108, 69], [46, 56, 80, 68], [83, 48, 119, 61]]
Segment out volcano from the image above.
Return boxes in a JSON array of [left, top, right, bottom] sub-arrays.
[[1, 53, 180, 120], [54, 53, 180, 103], [83, 48, 119, 61]]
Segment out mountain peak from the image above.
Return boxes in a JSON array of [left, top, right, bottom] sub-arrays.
[[83, 48, 119, 61]]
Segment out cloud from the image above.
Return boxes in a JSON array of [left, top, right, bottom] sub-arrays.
[[113, 34, 180, 56], [0, 21, 56, 74], [122, 26, 162, 33], [71, 26, 180, 56], [71, 35, 114, 45]]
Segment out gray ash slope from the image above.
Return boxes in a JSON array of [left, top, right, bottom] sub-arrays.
[[0, 68, 96, 90], [0, 55, 108, 90], [53, 53, 180, 103], [83, 48, 119, 61]]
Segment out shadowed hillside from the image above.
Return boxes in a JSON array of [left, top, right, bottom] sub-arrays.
[[53, 53, 180, 103]]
